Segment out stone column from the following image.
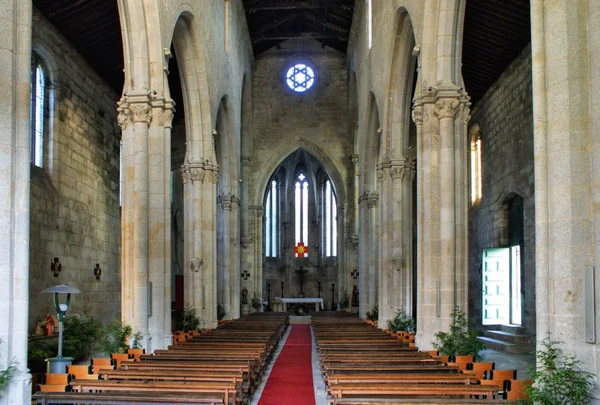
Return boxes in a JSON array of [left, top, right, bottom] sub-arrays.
[[367, 192, 379, 314], [230, 195, 241, 319], [218, 193, 232, 318], [531, 0, 598, 371], [0, 1, 33, 402], [182, 161, 205, 323], [162, 102, 175, 346], [435, 97, 460, 326], [415, 92, 442, 349], [358, 193, 369, 318], [124, 93, 152, 348], [377, 163, 393, 325], [401, 162, 416, 315], [203, 167, 219, 328]]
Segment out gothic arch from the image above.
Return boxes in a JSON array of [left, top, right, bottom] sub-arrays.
[[252, 140, 347, 208], [170, 10, 213, 163], [385, 8, 417, 158]]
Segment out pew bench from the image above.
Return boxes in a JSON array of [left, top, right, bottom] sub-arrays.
[[32, 391, 225, 404], [328, 383, 500, 401], [69, 378, 239, 405]]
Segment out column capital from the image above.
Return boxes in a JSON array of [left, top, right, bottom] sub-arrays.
[[367, 192, 379, 209], [181, 160, 206, 184], [434, 98, 459, 119]]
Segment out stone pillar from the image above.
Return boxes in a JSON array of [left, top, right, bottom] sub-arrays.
[[367, 192, 379, 314], [162, 102, 175, 346], [377, 163, 393, 325], [120, 92, 152, 348], [358, 193, 369, 318], [436, 97, 460, 326], [230, 195, 241, 319], [531, 0, 599, 372], [182, 161, 205, 323], [146, 93, 175, 350], [0, 1, 33, 402], [414, 87, 469, 350], [218, 193, 233, 318], [203, 167, 219, 328]]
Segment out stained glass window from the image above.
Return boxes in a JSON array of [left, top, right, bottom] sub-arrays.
[[286, 64, 315, 93], [295, 174, 309, 256]]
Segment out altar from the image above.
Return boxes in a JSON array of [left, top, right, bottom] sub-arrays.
[[281, 297, 324, 312]]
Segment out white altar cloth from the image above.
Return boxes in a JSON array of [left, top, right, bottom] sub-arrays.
[[280, 297, 324, 311]]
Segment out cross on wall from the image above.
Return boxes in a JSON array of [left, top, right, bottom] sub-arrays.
[[351, 269, 359, 279], [242, 270, 251, 280]]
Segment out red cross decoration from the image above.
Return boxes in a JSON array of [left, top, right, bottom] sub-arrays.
[[294, 242, 308, 258]]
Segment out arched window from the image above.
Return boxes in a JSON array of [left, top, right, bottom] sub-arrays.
[[470, 131, 482, 204], [31, 60, 46, 167], [295, 173, 308, 256], [323, 180, 337, 257], [265, 180, 278, 257]]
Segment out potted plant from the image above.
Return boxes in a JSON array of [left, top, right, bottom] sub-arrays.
[[525, 335, 596, 404], [62, 311, 101, 362], [366, 303, 379, 324], [100, 320, 135, 355], [432, 306, 486, 362], [174, 306, 200, 331], [387, 309, 416, 333], [251, 295, 262, 312], [0, 340, 16, 393], [217, 304, 226, 321], [338, 289, 349, 311]]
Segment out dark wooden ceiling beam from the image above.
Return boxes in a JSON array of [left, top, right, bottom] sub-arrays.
[[252, 32, 346, 43], [246, 0, 353, 12]]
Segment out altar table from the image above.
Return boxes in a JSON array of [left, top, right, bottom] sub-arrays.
[[281, 298, 324, 312]]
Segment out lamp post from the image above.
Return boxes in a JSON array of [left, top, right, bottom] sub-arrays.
[[42, 284, 82, 373]]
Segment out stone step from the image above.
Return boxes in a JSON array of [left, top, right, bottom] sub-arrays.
[[483, 329, 530, 345], [501, 324, 527, 335], [478, 336, 534, 355], [289, 315, 311, 324]]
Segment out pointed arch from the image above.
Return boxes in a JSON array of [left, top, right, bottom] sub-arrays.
[[252, 140, 347, 208], [385, 8, 417, 158], [170, 10, 213, 163]]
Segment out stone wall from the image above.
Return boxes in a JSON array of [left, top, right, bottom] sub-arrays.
[[467, 45, 535, 339], [29, 9, 121, 330], [248, 39, 352, 309]]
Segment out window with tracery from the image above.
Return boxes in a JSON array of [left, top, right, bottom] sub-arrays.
[[31, 60, 45, 167], [285, 64, 315, 93], [265, 180, 278, 257], [295, 173, 309, 256], [471, 134, 482, 203], [324, 180, 337, 257]]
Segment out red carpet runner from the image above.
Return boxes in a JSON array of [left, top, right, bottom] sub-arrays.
[[258, 324, 315, 405]]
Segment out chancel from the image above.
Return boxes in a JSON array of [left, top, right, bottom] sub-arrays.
[[2, 0, 600, 404]]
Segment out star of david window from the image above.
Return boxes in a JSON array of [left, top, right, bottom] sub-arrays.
[[285, 63, 315, 93]]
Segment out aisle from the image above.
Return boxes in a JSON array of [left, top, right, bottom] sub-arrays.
[[258, 324, 316, 405]]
